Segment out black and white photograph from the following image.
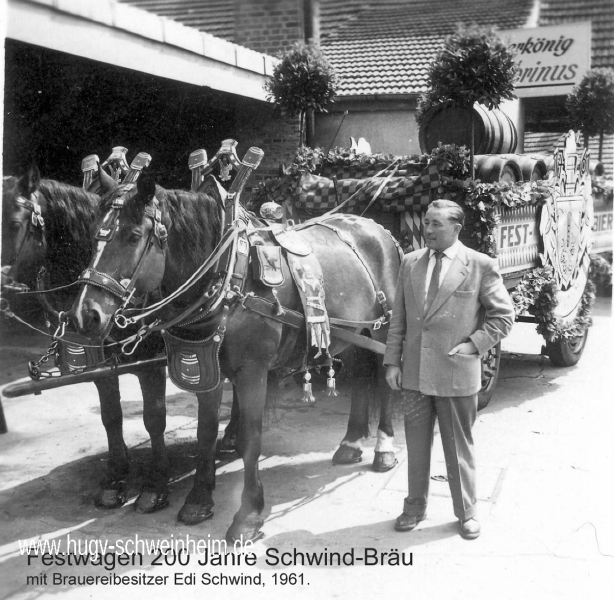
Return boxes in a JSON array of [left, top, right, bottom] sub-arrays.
[[1, 1, 613, 598]]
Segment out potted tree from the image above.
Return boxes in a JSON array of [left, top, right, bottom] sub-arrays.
[[417, 24, 517, 174], [265, 41, 338, 148], [566, 68, 614, 161]]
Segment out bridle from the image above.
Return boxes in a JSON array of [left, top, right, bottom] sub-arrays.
[[2, 191, 46, 293], [76, 183, 168, 325], [72, 144, 263, 357]]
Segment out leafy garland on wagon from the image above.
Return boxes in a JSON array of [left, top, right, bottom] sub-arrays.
[[429, 143, 595, 343], [251, 142, 596, 343]]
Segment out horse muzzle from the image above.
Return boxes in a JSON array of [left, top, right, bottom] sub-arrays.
[[66, 297, 115, 339]]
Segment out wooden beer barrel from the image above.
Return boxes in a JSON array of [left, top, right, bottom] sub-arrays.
[[419, 102, 518, 155], [474, 155, 522, 183], [498, 154, 548, 182]]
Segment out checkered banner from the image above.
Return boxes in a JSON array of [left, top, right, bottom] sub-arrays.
[[294, 164, 440, 214]]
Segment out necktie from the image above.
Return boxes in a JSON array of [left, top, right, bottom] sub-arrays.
[[425, 251, 444, 313]]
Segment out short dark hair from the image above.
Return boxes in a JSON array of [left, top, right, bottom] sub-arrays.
[[428, 199, 465, 228]]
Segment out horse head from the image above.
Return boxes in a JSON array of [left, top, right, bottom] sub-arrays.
[[1, 166, 48, 292], [67, 173, 168, 338]]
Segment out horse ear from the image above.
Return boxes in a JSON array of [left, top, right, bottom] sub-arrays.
[[136, 172, 157, 205], [98, 163, 118, 193], [18, 165, 41, 197]]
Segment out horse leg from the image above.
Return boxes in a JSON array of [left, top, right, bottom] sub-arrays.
[[332, 346, 371, 465], [178, 386, 223, 525], [134, 365, 170, 513], [372, 361, 397, 472], [226, 366, 267, 544], [216, 387, 240, 456], [93, 376, 129, 508]]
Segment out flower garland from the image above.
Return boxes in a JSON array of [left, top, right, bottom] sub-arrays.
[[434, 144, 595, 343], [589, 253, 613, 293], [439, 175, 553, 257], [252, 142, 597, 343], [510, 265, 595, 343]]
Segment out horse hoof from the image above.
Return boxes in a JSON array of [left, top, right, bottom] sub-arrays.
[[225, 515, 264, 545], [216, 435, 237, 457], [94, 481, 127, 509], [332, 445, 363, 465], [178, 504, 214, 525], [372, 451, 398, 473], [135, 490, 169, 514]]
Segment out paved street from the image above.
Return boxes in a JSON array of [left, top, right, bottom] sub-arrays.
[[0, 296, 612, 600]]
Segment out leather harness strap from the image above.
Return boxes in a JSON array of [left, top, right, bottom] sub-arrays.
[[240, 294, 387, 356], [6, 193, 46, 288]]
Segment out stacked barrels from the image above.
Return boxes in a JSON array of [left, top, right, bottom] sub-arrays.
[[419, 102, 518, 156], [417, 102, 591, 183]]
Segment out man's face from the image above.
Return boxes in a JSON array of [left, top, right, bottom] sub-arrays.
[[424, 206, 461, 251]]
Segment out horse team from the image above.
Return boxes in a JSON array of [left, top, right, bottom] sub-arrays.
[[2, 144, 402, 543]]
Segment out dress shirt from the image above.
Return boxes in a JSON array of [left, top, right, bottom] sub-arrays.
[[424, 239, 461, 302]]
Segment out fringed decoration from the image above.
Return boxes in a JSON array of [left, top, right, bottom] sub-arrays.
[[326, 367, 338, 396], [272, 288, 285, 316], [301, 372, 315, 403]]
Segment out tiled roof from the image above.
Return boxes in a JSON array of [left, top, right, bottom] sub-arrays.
[[539, 0, 614, 69], [524, 130, 614, 178], [117, 0, 235, 40], [117, 1, 614, 96], [319, 1, 374, 40], [118, 0, 371, 43], [320, 0, 534, 97]]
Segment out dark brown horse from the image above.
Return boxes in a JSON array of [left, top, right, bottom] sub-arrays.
[[67, 170, 402, 543], [1, 166, 169, 512]]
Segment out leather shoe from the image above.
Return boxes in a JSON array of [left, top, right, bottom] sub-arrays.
[[394, 512, 426, 532], [459, 518, 481, 539]]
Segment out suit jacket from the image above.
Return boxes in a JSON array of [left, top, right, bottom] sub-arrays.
[[383, 242, 514, 397]]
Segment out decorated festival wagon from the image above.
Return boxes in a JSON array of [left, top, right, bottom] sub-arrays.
[[269, 127, 600, 409]]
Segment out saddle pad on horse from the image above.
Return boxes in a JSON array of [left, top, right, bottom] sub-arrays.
[[295, 163, 440, 213], [269, 228, 312, 256], [285, 252, 331, 358]]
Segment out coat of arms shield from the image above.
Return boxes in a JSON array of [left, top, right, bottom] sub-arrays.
[[539, 131, 593, 323]]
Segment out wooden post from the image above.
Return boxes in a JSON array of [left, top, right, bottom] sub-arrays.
[[470, 109, 475, 178]]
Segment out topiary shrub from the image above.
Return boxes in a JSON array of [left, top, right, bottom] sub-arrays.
[[264, 42, 338, 148], [566, 68, 614, 160]]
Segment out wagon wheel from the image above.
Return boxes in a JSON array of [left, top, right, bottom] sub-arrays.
[[544, 328, 589, 367], [478, 342, 501, 411]]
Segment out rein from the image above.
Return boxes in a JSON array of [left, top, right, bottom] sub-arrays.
[[79, 148, 264, 348], [113, 155, 402, 337]]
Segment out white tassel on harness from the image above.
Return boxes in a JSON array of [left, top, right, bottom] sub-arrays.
[[301, 371, 315, 403], [326, 367, 338, 396]]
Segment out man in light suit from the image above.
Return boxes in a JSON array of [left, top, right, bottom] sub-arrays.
[[384, 199, 514, 539]]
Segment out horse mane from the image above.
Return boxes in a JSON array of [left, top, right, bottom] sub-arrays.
[[39, 179, 99, 243], [38, 179, 100, 286], [99, 183, 222, 274]]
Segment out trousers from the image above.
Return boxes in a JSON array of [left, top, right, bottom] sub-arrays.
[[401, 390, 478, 521]]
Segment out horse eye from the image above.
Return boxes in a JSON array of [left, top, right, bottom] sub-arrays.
[[128, 233, 142, 245], [9, 222, 21, 232]]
